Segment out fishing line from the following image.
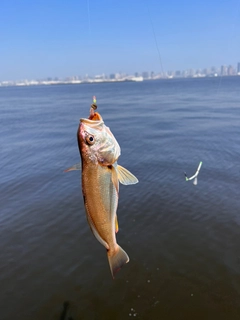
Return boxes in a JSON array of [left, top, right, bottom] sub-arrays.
[[146, 3, 206, 185]]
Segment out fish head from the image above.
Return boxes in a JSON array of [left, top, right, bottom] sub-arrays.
[[78, 114, 121, 166]]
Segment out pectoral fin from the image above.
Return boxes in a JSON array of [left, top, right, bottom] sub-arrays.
[[116, 165, 138, 185], [64, 163, 81, 172]]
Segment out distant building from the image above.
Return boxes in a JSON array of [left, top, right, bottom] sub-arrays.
[[227, 65, 234, 76], [188, 69, 194, 77], [182, 70, 188, 77], [237, 62, 240, 74], [202, 68, 208, 75], [221, 65, 227, 76], [142, 71, 149, 79], [95, 74, 104, 80], [175, 70, 181, 77], [211, 66, 216, 73], [109, 74, 115, 79]]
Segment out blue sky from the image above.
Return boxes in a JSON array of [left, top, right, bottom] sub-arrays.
[[1, 0, 240, 81]]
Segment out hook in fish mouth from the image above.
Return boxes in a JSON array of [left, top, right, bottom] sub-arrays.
[[80, 117, 103, 123], [80, 115, 104, 129]]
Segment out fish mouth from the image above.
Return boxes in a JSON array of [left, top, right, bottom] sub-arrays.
[[80, 118, 103, 124], [80, 113, 104, 128]]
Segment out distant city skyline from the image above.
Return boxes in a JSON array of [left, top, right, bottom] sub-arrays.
[[1, 0, 239, 82], [1, 62, 240, 87], [1, 59, 240, 83]]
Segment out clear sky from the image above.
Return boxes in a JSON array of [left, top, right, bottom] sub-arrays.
[[1, 0, 240, 81]]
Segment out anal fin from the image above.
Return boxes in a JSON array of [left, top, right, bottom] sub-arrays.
[[115, 215, 119, 233]]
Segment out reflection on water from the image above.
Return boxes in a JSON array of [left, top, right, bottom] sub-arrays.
[[1, 77, 240, 319]]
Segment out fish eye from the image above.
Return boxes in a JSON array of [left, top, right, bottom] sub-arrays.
[[86, 134, 95, 145]]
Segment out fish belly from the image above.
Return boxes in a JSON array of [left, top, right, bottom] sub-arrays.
[[82, 163, 118, 252]]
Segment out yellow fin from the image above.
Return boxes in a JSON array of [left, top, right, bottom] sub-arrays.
[[116, 165, 139, 185], [115, 215, 119, 233]]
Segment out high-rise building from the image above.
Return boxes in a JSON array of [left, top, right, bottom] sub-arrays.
[[228, 65, 233, 76], [211, 66, 216, 73], [142, 71, 149, 79], [175, 70, 181, 77], [182, 70, 187, 77], [188, 69, 194, 77], [237, 62, 240, 74], [203, 68, 208, 75], [221, 65, 227, 76]]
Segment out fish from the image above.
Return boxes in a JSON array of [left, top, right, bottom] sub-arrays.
[[68, 111, 138, 278]]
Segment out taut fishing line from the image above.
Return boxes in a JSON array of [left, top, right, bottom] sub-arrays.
[[147, 2, 203, 185], [146, 3, 164, 75]]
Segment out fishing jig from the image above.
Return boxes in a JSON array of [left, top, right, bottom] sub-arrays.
[[184, 161, 202, 185]]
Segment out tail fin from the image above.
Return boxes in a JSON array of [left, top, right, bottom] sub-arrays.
[[107, 246, 129, 278]]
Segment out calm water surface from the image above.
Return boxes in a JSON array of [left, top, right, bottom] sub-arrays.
[[1, 77, 240, 320]]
